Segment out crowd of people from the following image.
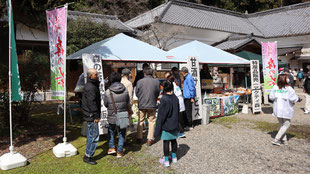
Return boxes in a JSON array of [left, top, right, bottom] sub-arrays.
[[81, 64, 196, 166], [79, 64, 310, 166]]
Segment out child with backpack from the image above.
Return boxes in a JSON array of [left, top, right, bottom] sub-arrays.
[[155, 80, 179, 167]]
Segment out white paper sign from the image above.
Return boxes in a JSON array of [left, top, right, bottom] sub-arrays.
[[250, 60, 262, 113], [187, 56, 202, 120], [82, 54, 108, 134]]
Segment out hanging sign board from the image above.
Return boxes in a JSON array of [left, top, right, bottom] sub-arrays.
[[262, 42, 278, 94], [82, 54, 108, 134], [250, 60, 262, 113], [187, 56, 202, 120]]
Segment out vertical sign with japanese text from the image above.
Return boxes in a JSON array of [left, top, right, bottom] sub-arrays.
[[262, 42, 278, 94], [187, 56, 202, 120], [250, 60, 262, 113], [46, 7, 67, 100], [82, 54, 108, 134]]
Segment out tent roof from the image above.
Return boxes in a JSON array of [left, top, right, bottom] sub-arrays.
[[235, 51, 288, 67], [67, 33, 180, 62], [167, 40, 250, 64]]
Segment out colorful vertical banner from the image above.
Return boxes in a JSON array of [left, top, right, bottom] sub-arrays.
[[46, 7, 67, 100], [250, 60, 262, 113], [82, 54, 108, 135], [262, 42, 278, 94], [7, 0, 22, 101], [187, 56, 202, 120]]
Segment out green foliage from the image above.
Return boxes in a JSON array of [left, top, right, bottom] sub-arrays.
[[0, 51, 49, 132], [67, 18, 119, 55]]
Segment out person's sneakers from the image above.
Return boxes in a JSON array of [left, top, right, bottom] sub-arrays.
[[282, 140, 289, 146], [178, 132, 186, 138], [272, 139, 281, 146], [107, 147, 116, 154], [83, 155, 97, 165], [184, 127, 190, 132], [147, 139, 153, 146], [116, 151, 124, 158], [304, 110, 309, 114], [159, 157, 170, 167]]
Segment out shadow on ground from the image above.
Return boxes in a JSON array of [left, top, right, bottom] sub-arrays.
[[177, 144, 190, 160], [268, 131, 295, 140], [262, 107, 273, 114]]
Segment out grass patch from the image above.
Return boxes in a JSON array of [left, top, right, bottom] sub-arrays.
[[251, 120, 310, 141], [1, 103, 174, 173], [211, 116, 241, 128]]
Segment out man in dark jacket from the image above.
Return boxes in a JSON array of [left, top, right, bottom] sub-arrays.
[[136, 67, 160, 146], [104, 72, 130, 158], [82, 68, 101, 165], [303, 71, 310, 114]]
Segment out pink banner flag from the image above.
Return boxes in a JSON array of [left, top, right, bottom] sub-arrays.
[[46, 7, 67, 100], [262, 42, 278, 94]]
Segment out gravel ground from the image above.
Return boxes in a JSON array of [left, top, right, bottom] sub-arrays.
[[146, 88, 310, 174]]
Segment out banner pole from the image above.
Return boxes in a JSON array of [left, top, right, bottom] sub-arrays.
[[63, 3, 68, 144], [8, 0, 13, 153]]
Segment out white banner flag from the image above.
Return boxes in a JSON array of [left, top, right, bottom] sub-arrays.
[[82, 54, 108, 134], [187, 56, 202, 120]]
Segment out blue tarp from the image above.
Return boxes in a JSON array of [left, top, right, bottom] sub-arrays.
[[167, 41, 250, 64], [67, 33, 180, 62]]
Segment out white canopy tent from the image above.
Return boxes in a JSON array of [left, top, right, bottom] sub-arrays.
[[167, 40, 250, 64], [67, 33, 180, 63]]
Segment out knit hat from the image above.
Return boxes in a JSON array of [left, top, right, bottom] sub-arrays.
[[122, 68, 131, 76]]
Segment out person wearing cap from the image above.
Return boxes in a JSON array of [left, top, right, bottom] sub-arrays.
[[121, 68, 134, 142], [284, 68, 294, 88], [303, 71, 310, 114]]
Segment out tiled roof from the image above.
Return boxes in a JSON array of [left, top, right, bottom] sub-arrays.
[[248, 4, 310, 37], [160, 1, 263, 36], [215, 38, 253, 50], [125, 4, 167, 28], [68, 11, 134, 32], [126, 0, 310, 38]]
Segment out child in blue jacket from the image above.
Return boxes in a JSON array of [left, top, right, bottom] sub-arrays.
[[155, 80, 179, 167]]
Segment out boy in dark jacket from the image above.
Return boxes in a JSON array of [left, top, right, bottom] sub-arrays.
[[82, 68, 101, 165], [155, 80, 179, 167]]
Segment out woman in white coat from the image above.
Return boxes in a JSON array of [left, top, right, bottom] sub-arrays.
[[269, 74, 301, 146]]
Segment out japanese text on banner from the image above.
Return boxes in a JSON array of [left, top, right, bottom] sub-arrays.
[[46, 7, 67, 100], [187, 56, 202, 120], [262, 42, 278, 94]]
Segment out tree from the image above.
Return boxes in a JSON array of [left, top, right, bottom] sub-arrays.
[[67, 18, 119, 55], [140, 22, 186, 51]]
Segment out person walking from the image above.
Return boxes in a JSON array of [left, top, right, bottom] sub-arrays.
[[284, 68, 294, 88], [136, 67, 160, 146], [121, 68, 134, 142], [82, 68, 101, 165], [298, 68, 304, 88], [165, 73, 186, 138], [155, 80, 179, 167], [180, 67, 196, 130], [292, 68, 298, 87], [269, 74, 301, 146], [104, 72, 130, 158], [303, 72, 310, 114]]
